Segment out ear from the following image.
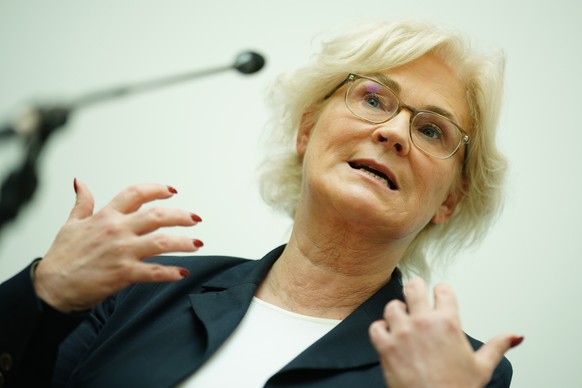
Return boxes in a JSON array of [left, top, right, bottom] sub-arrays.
[[431, 181, 465, 225], [296, 111, 315, 157]]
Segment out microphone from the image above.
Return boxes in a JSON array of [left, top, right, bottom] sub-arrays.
[[234, 51, 265, 74], [0, 50, 266, 139]]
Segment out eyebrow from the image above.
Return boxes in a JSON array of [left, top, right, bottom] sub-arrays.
[[369, 73, 401, 94], [370, 73, 460, 124], [424, 105, 458, 122]]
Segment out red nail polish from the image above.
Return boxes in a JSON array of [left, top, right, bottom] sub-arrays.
[[73, 178, 78, 194], [191, 213, 202, 223], [509, 336, 524, 348], [179, 268, 190, 277], [167, 186, 178, 194], [193, 239, 204, 248]]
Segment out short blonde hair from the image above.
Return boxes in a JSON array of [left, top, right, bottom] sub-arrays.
[[259, 20, 507, 278]]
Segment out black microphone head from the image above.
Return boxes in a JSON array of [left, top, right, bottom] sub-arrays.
[[233, 51, 266, 74]]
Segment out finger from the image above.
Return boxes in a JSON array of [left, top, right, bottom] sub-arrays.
[[69, 178, 95, 220], [133, 233, 203, 259], [433, 283, 459, 318], [128, 207, 202, 235], [383, 299, 408, 328], [369, 319, 394, 353], [403, 277, 430, 314], [126, 261, 191, 284], [475, 334, 524, 374], [108, 184, 178, 214]]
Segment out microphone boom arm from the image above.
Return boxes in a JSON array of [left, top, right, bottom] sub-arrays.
[[73, 64, 233, 109]]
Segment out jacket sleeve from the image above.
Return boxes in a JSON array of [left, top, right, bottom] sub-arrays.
[[466, 334, 513, 388], [0, 261, 85, 387], [485, 355, 513, 388]]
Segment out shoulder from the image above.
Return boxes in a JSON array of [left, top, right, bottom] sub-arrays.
[[466, 334, 513, 388]]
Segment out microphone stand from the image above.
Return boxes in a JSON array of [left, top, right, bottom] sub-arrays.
[[0, 106, 69, 235], [0, 51, 265, 234]]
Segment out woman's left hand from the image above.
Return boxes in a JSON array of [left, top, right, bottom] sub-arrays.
[[369, 278, 522, 388]]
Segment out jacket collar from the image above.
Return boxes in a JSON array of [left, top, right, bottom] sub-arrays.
[[279, 268, 403, 372]]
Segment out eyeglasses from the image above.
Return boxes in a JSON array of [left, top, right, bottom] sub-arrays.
[[327, 73, 470, 160]]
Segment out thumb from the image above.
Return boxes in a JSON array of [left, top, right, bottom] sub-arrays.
[[69, 178, 95, 220], [475, 334, 524, 373]]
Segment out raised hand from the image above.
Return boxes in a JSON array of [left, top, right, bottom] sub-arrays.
[[33, 179, 203, 313], [369, 277, 522, 388]]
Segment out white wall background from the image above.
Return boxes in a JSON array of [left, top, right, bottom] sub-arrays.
[[0, 1, 580, 386]]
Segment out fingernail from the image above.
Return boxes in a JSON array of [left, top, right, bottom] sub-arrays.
[[510, 336, 524, 348], [179, 268, 190, 278], [73, 178, 78, 194], [167, 186, 178, 194], [191, 213, 202, 223], [193, 239, 204, 248]]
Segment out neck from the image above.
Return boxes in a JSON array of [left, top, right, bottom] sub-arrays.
[[256, 206, 407, 319]]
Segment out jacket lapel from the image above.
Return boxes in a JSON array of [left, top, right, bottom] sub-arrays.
[[187, 245, 284, 361]]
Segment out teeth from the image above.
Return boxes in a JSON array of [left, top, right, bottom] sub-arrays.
[[361, 168, 388, 186], [349, 162, 396, 189]]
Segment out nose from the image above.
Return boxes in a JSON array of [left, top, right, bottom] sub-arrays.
[[371, 110, 411, 156]]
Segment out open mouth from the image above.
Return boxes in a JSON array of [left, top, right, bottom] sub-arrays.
[[348, 162, 398, 190]]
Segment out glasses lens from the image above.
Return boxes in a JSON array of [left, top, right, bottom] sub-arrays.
[[411, 112, 462, 158], [346, 78, 398, 123]]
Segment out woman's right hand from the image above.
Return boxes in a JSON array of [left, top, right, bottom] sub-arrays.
[[33, 179, 203, 313]]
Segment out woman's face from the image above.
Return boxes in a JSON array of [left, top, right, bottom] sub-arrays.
[[296, 54, 469, 243]]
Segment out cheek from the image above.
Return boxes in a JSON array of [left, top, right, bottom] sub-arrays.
[[304, 122, 357, 162], [414, 161, 460, 204]]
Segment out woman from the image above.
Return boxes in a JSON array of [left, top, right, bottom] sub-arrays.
[[0, 20, 520, 387]]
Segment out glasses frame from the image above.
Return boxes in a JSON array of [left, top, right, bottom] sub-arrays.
[[325, 73, 470, 160]]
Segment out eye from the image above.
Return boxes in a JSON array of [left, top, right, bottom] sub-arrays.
[[364, 94, 383, 109], [419, 123, 444, 140], [347, 78, 399, 120]]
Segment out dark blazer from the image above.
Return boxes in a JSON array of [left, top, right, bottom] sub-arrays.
[[0, 245, 512, 387]]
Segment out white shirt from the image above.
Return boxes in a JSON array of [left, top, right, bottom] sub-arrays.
[[179, 297, 341, 387]]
